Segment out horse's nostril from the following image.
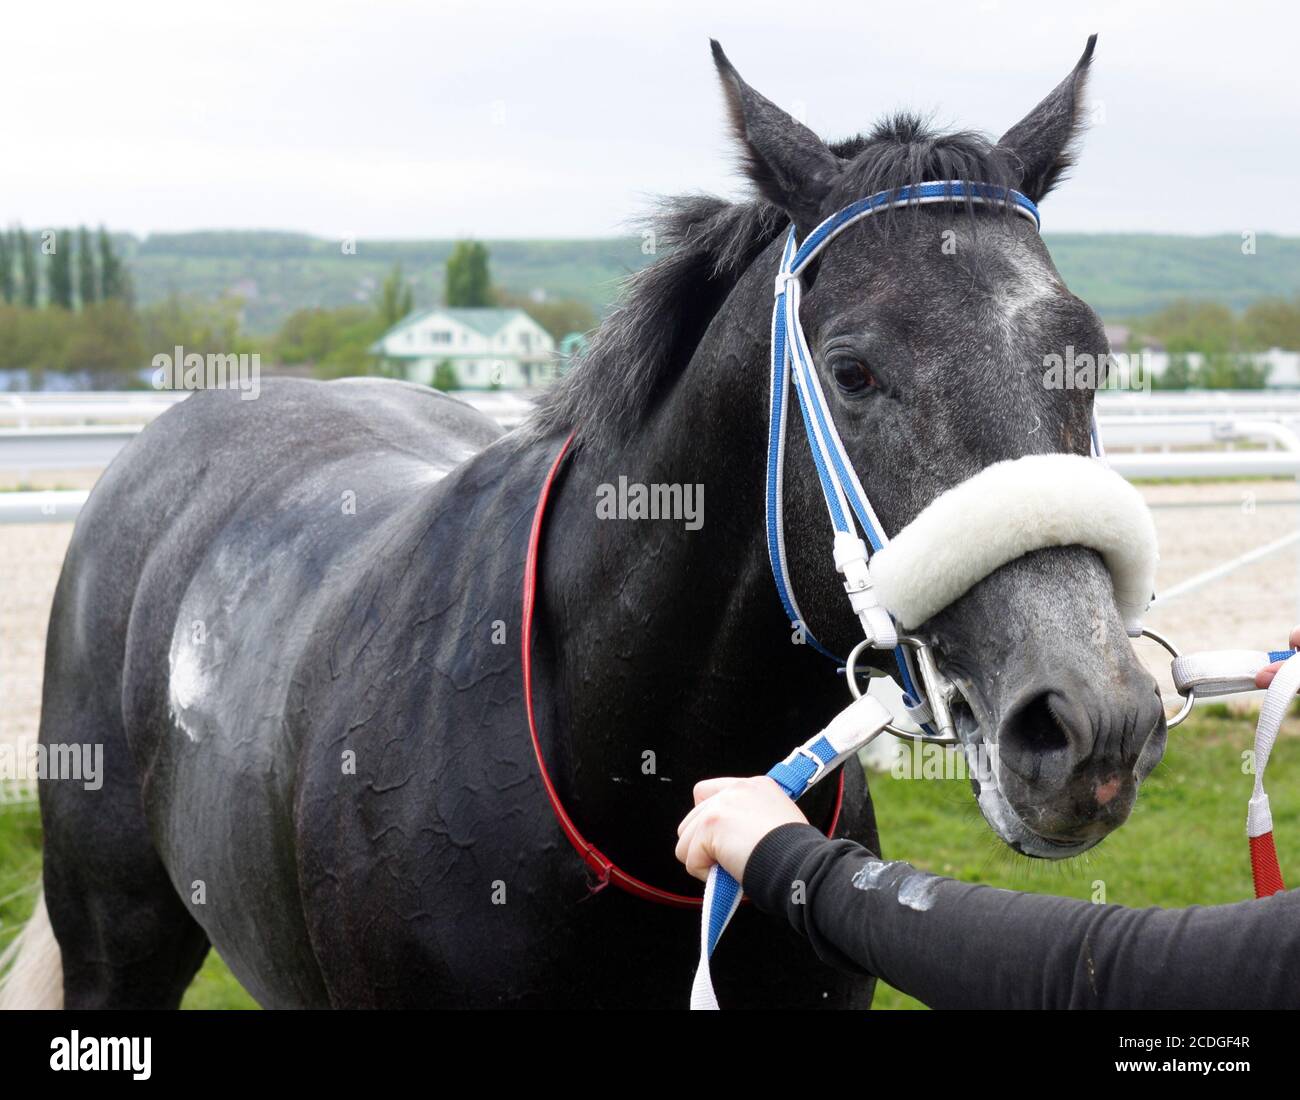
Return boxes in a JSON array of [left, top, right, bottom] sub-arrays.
[[996, 680, 1164, 788], [1002, 691, 1074, 757]]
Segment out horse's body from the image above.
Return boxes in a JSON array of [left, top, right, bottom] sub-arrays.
[[35, 370, 875, 1007], [4, 35, 1167, 1009]]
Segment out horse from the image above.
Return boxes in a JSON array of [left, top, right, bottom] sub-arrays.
[[0, 34, 1165, 1009]]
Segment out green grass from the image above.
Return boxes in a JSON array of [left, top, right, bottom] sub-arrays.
[[181, 953, 258, 1010], [0, 808, 256, 1009], [1, 709, 1294, 1009]]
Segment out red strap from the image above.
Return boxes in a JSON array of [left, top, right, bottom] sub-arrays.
[[521, 434, 845, 908], [1250, 832, 1286, 898]]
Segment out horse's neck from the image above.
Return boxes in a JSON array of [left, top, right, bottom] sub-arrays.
[[538, 288, 849, 844]]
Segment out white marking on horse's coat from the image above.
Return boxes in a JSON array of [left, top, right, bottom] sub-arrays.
[[168, 634, 213, 743], [985, 240, 1060, 351]]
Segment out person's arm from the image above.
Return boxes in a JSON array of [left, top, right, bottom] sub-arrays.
[[742, 822, 1300, 1009]]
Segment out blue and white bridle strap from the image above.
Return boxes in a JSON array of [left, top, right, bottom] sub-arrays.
[[765, 181, 1045, 670], [699, 182, 1120, 1010]]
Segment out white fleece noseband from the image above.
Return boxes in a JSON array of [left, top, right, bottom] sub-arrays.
[[868, 454, 1158, 635]]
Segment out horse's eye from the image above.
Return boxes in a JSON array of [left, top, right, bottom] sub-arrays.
[[831, 358, 877, 394]]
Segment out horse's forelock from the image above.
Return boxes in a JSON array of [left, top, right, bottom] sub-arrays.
[[828, 115, 1020, 221]]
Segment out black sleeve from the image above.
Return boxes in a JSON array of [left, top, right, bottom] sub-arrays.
[[742, 822, 1300, 1009]]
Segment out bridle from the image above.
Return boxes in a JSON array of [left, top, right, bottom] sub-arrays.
[[695, 178, 1167, 1008], [766, 180, 1072, 743]]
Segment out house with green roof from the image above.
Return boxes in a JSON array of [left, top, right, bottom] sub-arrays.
[[369, 307, 556, 390]]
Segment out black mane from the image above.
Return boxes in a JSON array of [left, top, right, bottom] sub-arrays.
[[526, 115, 1018, 448]]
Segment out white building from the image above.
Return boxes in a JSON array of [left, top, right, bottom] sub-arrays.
[[370, 307, 556, 390]]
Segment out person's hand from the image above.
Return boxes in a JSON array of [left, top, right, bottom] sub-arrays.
[[674, 776, 809, 883], [1255, 625, 1300, 689]]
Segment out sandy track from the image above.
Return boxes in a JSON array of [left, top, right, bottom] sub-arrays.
[[1138, 480, 1300, 694], [1, 523, 73, 796]]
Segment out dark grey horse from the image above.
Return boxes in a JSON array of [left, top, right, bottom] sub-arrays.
[[3, 35, 1163, 1009]]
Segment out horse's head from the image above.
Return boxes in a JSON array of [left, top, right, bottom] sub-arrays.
[[714, 36, 1165, 858]]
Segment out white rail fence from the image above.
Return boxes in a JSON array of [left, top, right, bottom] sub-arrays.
[[3, 390, 1300, 523], [0, 391, 534, 521]]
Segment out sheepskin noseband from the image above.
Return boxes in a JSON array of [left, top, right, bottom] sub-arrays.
[[867, 454, 1158, 634]]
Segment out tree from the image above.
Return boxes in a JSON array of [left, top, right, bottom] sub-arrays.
[[17, 228, 38, 307], [1152, 351, 1270, 391], [77, 226, 98, 307], [137, 293, 246, 361], [0, 304, 70, 386], [1242, 296, 1300, 351], [445, 240, 492, 307], [379, 264, 414, 328], [273, 304, 387, 379], [48, 229, 74, 309], [1135, 300, 1236, 355], [0, 231, 13, 304], [1197, 353, 1269, 390], [432, 361, 459, 391], [64, 301, 143, 377], [1152, 354, 1194, 390], [99, 226, 132, 304]]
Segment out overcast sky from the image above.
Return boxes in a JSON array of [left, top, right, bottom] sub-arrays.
[[3, 0, 1297, 239]]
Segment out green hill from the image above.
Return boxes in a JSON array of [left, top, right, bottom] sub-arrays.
[[1042, 233, 1300, 318], [121, 232, 646, 335], [116, 230, 1300, 335]]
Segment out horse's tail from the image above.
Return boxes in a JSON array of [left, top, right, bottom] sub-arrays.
[[0, 888, 63, 1009]]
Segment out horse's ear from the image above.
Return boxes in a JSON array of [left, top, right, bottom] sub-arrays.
[[711, 40, 840, 231], [997, 34, 1097, 203]]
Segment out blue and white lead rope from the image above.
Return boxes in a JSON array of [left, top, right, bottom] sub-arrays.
[[689, 694, 894, 1010]]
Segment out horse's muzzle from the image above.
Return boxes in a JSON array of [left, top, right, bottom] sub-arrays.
[[992, 668, 1167, 845]]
